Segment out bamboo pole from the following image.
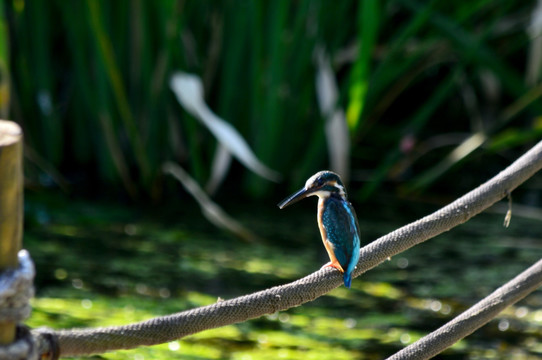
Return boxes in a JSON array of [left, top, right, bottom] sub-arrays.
[[0, 120, 23, 345]]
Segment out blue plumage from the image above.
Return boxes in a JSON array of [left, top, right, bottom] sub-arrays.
[[320, 196, 361, 288]]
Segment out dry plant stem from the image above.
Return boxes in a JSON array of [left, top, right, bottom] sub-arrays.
[[37, 140, 542, 357]]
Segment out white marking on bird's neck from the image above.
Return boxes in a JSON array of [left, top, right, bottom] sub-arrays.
[[311, 190, 332, 199], [306, 185, 346, 200], [329, 180, 346, 198]]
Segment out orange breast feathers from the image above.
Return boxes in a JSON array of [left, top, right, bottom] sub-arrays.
[[317, 198, 345, 273]]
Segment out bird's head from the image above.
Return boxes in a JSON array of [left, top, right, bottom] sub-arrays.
[[278, 170, 346, 209]]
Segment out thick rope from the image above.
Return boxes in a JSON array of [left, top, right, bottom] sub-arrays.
[[35, 140, 542, 357], [0, 250, 55, 360], [387, 258, 542, 360], [0, 250, 34, 323]]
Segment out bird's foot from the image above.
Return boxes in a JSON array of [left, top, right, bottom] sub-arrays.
[[321, 262, 344, 273]]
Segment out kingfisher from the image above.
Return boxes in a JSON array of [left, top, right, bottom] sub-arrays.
[[278, 171, 361, 288]]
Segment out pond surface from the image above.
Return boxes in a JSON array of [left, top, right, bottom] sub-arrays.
[[24, 191, 542, 359]]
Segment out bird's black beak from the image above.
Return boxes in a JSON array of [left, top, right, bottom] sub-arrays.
[[278, 187, 315, 209]]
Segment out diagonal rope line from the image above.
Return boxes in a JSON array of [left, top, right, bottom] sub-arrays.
[[387, 258, 542, 360], [35, 140, 542, 357]]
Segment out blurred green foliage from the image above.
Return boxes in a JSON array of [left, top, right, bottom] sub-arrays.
[[3, 0, 542, 200]]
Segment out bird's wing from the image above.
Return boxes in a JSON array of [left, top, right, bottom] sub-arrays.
[[322, 197, 361, 270]]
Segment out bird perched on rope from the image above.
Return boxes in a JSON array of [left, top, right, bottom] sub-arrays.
[[278, 170, 361, 288]]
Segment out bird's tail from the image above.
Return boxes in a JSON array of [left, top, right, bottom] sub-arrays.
[[343, 272, 352, 288]]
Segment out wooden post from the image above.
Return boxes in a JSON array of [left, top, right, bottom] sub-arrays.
[[0, 120, 23, 345]]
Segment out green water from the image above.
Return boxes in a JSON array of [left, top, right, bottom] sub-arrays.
[[23, 191, 542, 359]]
